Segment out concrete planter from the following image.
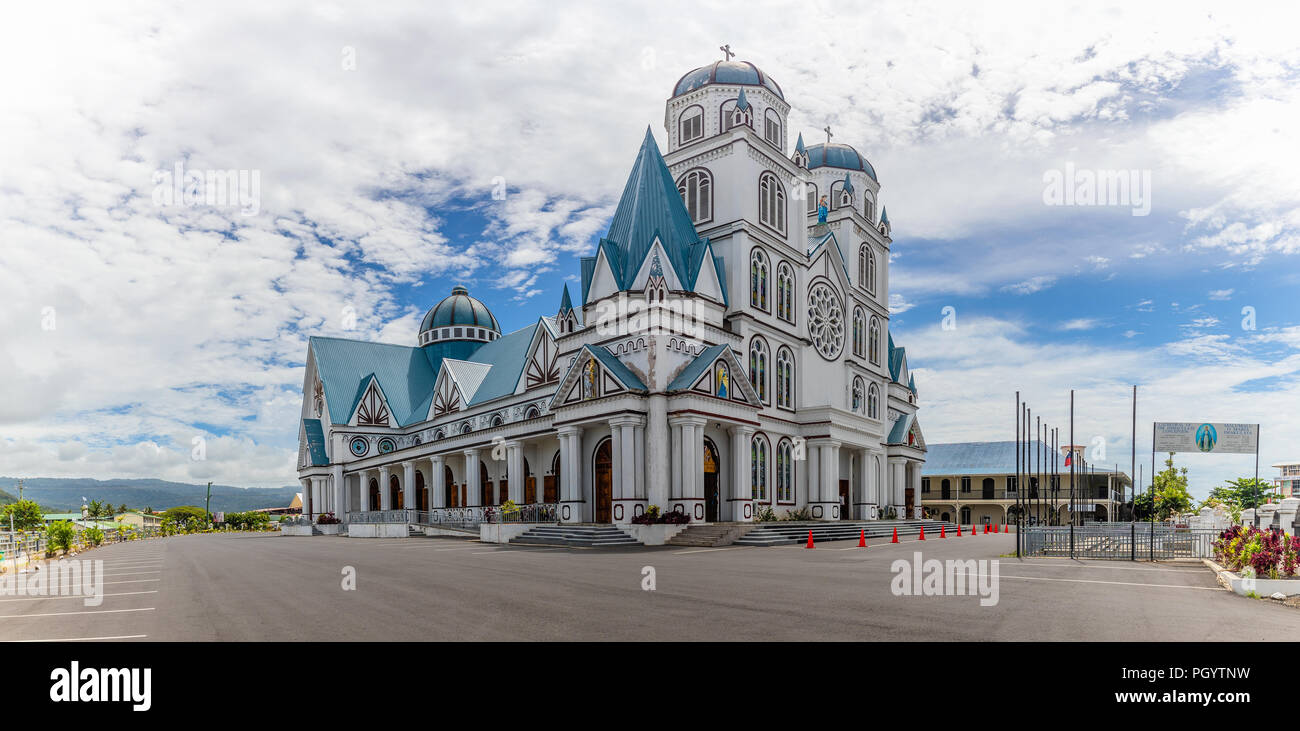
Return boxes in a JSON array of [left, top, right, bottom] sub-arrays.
[[622, 524, 688, 545], [280, 524, 314, 537], [480, 523, 537, 544], [1204, 558, 1300, 597], [316, 524, 342, 536], [347, 523, 409, 538]]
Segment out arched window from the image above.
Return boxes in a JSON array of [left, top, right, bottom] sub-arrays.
[[490, 414, 504, 428], [524, 405, 540, 419], [749, 337, 769, 404], [776, 438, 795, 502], [714, 361, 729, 399], [859, 245, 876, 295], [749, 248, 769, 311], [869, 316, 881, 365], [763, 109, 781, 147], [852, 376, 864, 412], [676, 168, 712, 224], [460, 421, 473, 435], [751, 435, 769, 502], [775, 346, 794, 409], [775, 261, 794, 322], [852, 307, 865, 358], [805, 182, 818, 214], [864, 194, 876, 224], [758, 172, 786, 234], [678, 105, 704, 145], [867, 382, 880, 419]]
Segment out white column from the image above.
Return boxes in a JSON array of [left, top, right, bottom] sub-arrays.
[[634, 422, 646, 500], [558, 426, 583, 522], [402, 461, 416, 512], [806, 443, 819, 508], [506, 442, 523, 503], [378, 465, 392, 510], [669, 421, 683, 500], [430, 456, 445, 509], [464, 450, 481, 506], [300, 479, 312, 519], [358, 470, 370, 511], [332, 463, 344, 519], [610, 421, 623, 501], [856, 448, 870, 519], [730, 424, 754, 522]]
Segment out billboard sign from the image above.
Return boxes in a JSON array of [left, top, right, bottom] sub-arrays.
[[1153, 422, 1258, 455]]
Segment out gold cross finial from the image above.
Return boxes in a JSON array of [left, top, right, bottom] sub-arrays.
[[720, 44, 734, 62]]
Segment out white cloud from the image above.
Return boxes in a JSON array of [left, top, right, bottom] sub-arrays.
[[1001, 276, 1057, 295], [1208, 289, 1234, 300]]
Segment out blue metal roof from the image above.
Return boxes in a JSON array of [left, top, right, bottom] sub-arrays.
[[805, 142, 878, 182], [922, 441, 1057, 476], [666, 343, 728, 391], [672, 60, 784, 100], [586, 345, 647, 391], [310, 336, 437, 427], [302, 418, 329, 465], [583, 128, 714, 302], [464, 323, 540, 405], [558, 284, 573, 314], [887, 413, 914, 445]]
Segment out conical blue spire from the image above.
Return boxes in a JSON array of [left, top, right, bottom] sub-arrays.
[[842, 172, 854, 195], [735, 88, 750, 111], [598, 127, 704, 291], [558, 283, 573, 314], [880, 206, 890, 225], [795, 132, 805, 154]]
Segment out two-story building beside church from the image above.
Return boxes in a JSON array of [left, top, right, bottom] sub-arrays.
[[295, 55, 926, 527]]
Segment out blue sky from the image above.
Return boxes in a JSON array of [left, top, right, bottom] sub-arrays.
[[1, 1, 1297, 498]]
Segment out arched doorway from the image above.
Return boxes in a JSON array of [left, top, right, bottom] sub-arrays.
[[593, 438, 613, 523], [368, 478, 380, 511], [703, 438, 720, 522], [941, 478, 951, 500], [389, 474, 402, 510], [523, 457, 536, 503], [941, 511, 950, 522], [444, 465, 457, 508], [545, 450, 559, 503], [960, 506, 971, 525], [479, 461, 492, 506], [416, 470, 427, 511]]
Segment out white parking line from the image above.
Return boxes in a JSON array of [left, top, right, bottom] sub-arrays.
[[102, 579, 160, 586], [1006, 562, 1205, 573], [0, 591, 158, 603], [7, 634, 148, 642], [672, 547, 743, 555], [0, 607, 156, 620], [470, 547, 564, 555]]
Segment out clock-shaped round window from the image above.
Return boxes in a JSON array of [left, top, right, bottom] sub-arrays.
[[349, 436, 369, 457], [807, 282, 845, 360], [378, 437, 396, 455]]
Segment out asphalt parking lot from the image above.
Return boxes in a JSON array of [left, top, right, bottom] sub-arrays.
[[1, 531, 1295, 641]]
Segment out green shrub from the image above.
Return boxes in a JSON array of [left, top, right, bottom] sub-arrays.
[[46, 521, 75, 554], [83, 526, 105, 546]]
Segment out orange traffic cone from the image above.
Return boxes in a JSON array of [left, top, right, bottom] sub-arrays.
[[1004, 524, 1011, 534], [971, 525, 977, 536], [919, 526, 926, 541], [806, 530, 815, 549], [956, 524, 962, 536], [983, 523, 990, 534], [891, 527, 899, 543], [858, 529, 866, 547], [940, 525, 947, 538], [993, 523, 1000, 534]]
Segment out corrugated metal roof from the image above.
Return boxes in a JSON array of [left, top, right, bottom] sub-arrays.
[[920, 441, 1129, 477], [443, 359, 492, 402], [310, 336, 437, 427], [667, 343, 728, 391], [465, 323, 540, 405], [587, 345, 647, 391]]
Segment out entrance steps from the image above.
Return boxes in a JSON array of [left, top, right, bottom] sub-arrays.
[[509, 525, 640, 547], [733, 520, 955, 547], [665, 523, 760, 547]]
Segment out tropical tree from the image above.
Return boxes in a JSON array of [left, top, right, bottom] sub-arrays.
[[1213, 477, 1272, 510], [0, 499, 46, 530], [46, 520, 76, 553], [1151, 453, 1193, 520]]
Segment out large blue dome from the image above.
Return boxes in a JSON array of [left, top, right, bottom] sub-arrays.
[[419, 286, 500, 345], [672, 60, 784, 100], [805, 142, 877, 182]]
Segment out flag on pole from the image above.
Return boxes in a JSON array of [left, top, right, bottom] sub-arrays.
[[1064, 451, 1072, 467]]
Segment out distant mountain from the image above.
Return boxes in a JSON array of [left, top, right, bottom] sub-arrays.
[[0, 477, 298, 513]]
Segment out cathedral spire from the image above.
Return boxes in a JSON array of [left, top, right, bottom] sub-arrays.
[[558, 283, 573, 315], [795, 132, 805, 154], [735, 87, 750, 111]]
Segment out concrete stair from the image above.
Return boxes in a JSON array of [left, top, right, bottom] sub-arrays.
[[733, 520, 956, 547], [665, 523, 759, 547], [509, 525, 640, 547]]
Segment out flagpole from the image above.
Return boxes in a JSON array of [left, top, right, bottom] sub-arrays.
[[1015, 391, 1021, 557]]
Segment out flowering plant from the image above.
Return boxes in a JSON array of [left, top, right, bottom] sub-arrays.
[[1214, 525, 1300, 579]]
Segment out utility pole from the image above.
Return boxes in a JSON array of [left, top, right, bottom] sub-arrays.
[[205, 481, 213, 526]]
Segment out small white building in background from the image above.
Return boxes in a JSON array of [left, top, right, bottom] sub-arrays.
[[296, 54, 926, 525]]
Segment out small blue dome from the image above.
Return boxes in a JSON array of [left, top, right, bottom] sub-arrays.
[[420, 286, 500, 338], [672, 60, 784, 100], [805, 142, 878, 182]]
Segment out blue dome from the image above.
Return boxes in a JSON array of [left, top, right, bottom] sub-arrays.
[[420, 286, 500, 340], [805, 142, 878, 182], [672, 60, 784, 100]]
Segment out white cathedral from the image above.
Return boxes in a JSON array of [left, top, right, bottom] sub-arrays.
[[296, 56, 927, 527]]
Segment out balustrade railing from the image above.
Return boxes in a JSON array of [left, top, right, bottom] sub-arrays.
[[347, 503, 560, 528]]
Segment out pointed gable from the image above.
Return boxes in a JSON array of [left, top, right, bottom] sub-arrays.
[[591, 127, 714, 300], [666, 343, 761, 406], [310, 336, 436, 427], [548, 344, 648, 410]]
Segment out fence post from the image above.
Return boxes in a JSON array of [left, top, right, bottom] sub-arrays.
[[1130, 522, 1135, 561]]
